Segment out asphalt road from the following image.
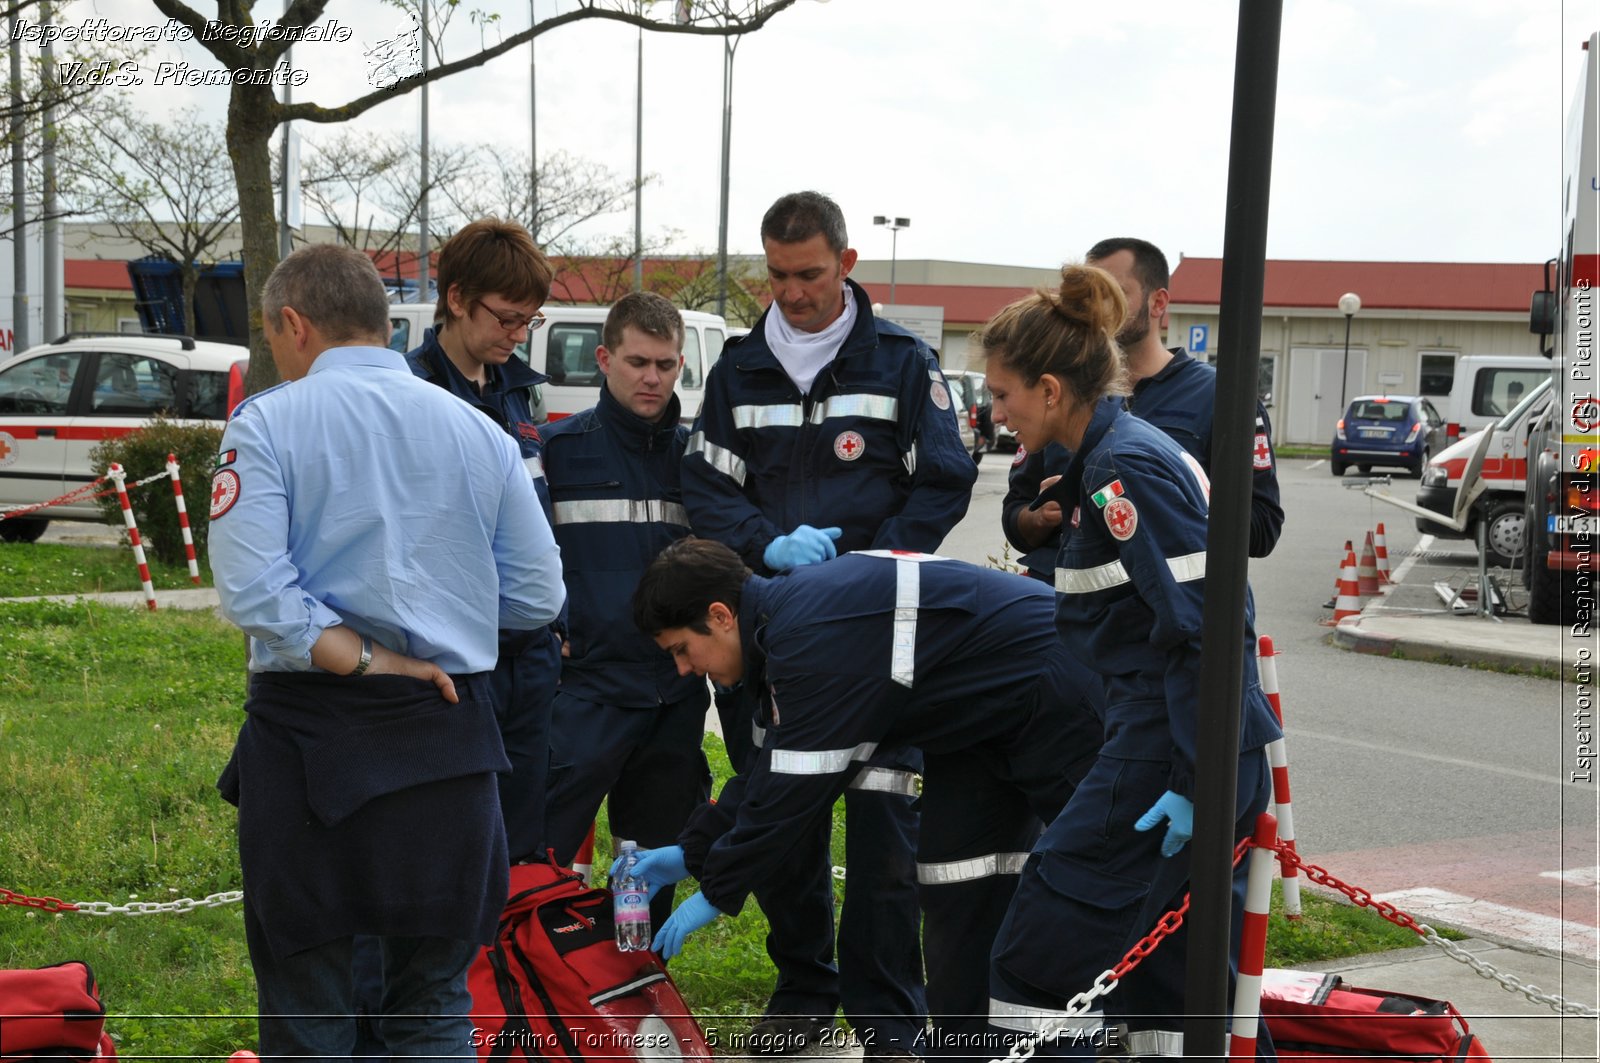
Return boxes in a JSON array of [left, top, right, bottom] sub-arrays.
[[943, 450, 1596, 954]]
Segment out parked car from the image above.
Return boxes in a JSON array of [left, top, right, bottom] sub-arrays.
[[0, 333, 245, 542], [946, 369, 997, 461], [1414, 376, 1551, 568], [1330, 394, 1447, 477]]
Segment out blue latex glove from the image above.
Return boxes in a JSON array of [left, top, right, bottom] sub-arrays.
[[1134, 790, 1195, 858], [763, 525, 843, 571], [651, 890, 721, 960], [610, 844, 689, 902]]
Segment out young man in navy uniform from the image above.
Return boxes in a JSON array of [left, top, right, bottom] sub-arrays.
[[406, 217, 563, 863], [540, 291, 711, 935], [209, 244, 564, 1058], [681, 191, 978, 1058], [624, 540, 1102, 1057], [1003, 237, 1285, 582]]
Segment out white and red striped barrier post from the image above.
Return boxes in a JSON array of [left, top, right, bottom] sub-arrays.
[[1257, 635, 1301, 918], [107, 463, 157, 612], [1228, 812, 1279, 1063], [166, 453, 201, 586]]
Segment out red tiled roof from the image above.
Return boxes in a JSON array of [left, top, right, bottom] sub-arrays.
[[854, 282, 1035, 325], [65, 259, 134, 290], [1168, 258, 1545, 314]]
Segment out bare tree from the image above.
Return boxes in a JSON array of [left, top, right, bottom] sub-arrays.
[[60, 102, 240, 337], [436, 147, 648, 256], [300, 129, 476, 262], [145, 0, 799, 396], [648, 252, 766, 326]]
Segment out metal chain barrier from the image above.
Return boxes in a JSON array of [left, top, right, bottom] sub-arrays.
[[1270, 842, 1599, 1019], [0, 469, 170, 522], [1, 885, 241, 916]]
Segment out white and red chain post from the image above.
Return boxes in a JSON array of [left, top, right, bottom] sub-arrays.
[[1257, 634, 1301, 918], [107, 463, 158, 612], [1227, 811, 1280, 1063], [165, 453, 201, 586]]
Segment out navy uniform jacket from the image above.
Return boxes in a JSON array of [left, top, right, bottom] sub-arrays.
[[682, 279, 977, 570], [1001, 442, 1073, 575], [1003, 348, 1284, 568], [407, 327, 554, 514], [680, 552, 1104, 916], [541, 385, 703, 708], [1047, 398, 1281, 798]]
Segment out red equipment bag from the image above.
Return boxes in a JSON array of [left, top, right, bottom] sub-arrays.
[[1260, 969, 1491, 1062], [468, 857, 712, 1062], [0, 960, 117, 1061]]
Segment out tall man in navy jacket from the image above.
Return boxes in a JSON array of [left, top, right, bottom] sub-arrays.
[[682, 191, 977, 1057], [541, 291, 711, 933]]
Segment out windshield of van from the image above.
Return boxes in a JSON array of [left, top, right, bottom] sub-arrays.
[[1494, 375, 1552, 431]]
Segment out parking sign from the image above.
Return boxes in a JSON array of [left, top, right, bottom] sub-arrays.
[[1189, 324, 1209, 353]]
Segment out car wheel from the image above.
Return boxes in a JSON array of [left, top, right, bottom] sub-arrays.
[[1410, 448, 1431, 478], [1480, 499, 1526, 569], [1527, 535, 1565, 625], [1329, 460, 1346, 476], [0, 516, 49, 543], [1357, 464, 1372, 474]]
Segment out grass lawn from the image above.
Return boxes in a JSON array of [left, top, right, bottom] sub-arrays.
[[0, 540, 214, 597], [0, 556, 1452, 1057]]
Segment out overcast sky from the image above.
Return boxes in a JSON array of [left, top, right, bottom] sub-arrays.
[[54, 0, 1600, 269]]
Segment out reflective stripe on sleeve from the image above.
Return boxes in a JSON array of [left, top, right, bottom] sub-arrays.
[[1167, 551, 1206, 582], [524, 455, 544, 480], [1054, 552, 1208, 594], [686, 432, 747, 487], [988, 1000, 1104, 1035], [751, 721, 765, 749], [1055, 558, 1131, 595], [1123, 1030, 1184, 1057], [917, 851, 1027, 884], [768, 741, 879, 774], [892, 556, 919, 688], [551, 498, 689, 527], [849, 766, 920, 797]]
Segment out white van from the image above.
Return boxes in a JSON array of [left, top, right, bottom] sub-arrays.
[[384, 303, 730, 424], [1430, 354, 1548, 442]]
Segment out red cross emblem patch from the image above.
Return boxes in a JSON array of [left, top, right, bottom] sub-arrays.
[[0, 431, 15, 468], [210, 469, 241, 520], [1104, 497, 1138, 541], [1253, 433, 1273, 469], [834, 430, 865, 462], [1012, 444, 1028, 467]]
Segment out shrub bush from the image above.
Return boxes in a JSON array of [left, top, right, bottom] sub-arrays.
[[88, 416, 224, 567]]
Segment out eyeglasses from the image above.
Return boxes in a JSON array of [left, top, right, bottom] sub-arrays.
[[478, 302, 547, 333]]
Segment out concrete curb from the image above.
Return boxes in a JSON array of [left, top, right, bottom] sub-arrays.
[[4, 588, 222, 611], [1328, 614, 1573, 678]]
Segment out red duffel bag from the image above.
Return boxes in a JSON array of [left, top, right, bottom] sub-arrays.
[[0, 960, 117, 1061], [1260, 969, 1491, 1062]]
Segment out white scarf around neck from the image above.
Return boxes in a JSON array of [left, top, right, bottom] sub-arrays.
[[764, 284, 858, 394]]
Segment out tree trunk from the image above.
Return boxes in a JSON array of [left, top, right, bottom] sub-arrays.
[[180, 264, 198, 339], [227, 82, 281, 398]]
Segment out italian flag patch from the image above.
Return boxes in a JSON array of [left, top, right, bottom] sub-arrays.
[[1091, 480, 1126, 508]]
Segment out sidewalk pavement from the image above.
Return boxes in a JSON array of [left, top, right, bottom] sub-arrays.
[[8, 586, 223, 610], [1331, 605, 1593, 679]]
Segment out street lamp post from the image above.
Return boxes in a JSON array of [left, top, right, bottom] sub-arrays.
[[1337, 291, 1361, 409], [873, 215, 910, 306]]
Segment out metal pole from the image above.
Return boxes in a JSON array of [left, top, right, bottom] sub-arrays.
[[41, 1, 60, 338], [715, 33, 736, 318], [633, 10, 644, 292], [419, 6, 431, 300], [279, 42, 293, 258], [537, 0, 544, 240], [888, 229, 898, 306], [1339, 312, 1353, 409], [10, 9, 29, 353], [1184, 1, 1282, 1059]]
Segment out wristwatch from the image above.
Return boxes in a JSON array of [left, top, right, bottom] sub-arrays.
[[350, 634, 373, 677]]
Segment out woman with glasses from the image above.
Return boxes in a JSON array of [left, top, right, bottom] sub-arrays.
[[974, 265, 1281, 1058]]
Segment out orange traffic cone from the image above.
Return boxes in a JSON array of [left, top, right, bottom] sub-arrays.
[[1331, 549, 1363, 623], [1324, 539, 1353, 609], [1374, 522, 1392, 583], [1357, 532, 1381, 597]]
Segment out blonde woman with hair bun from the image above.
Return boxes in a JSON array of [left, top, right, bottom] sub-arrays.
[[974, 264, 1284, 1057]]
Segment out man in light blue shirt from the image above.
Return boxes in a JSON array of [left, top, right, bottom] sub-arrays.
[[210, 243, 563, 1060]]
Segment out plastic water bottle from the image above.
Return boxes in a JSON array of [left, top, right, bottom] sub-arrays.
[[612, 840, 652, 952]]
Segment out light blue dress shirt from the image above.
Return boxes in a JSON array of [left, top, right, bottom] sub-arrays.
[[209, 346, 564, 675]]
